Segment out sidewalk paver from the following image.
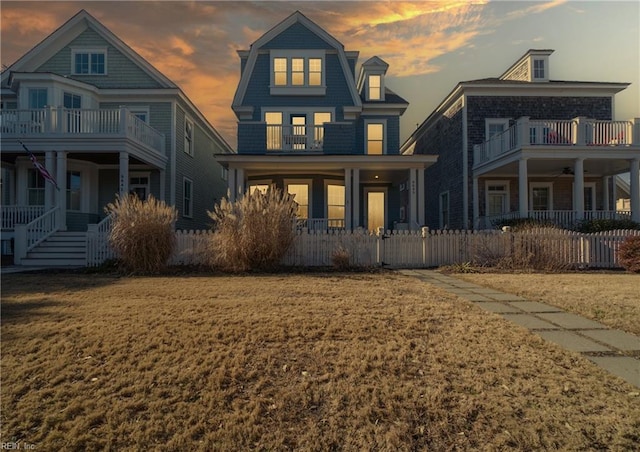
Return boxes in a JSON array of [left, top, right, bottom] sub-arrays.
[[536, 312, 607, 330], [535, 330, 613, 353], [500, 314, 561, 330], [507, 301, 561, 313], [400, 269, 640, 387], [580, 329, 640, 352], [586, 357, 640, 387]]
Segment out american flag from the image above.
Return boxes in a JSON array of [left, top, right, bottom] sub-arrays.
[[18, 140, 59, 190]]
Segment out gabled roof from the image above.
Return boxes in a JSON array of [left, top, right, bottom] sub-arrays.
[[356, 56, 389, 92], [1, 9, 176, 88], [232, 11, 362, 115]]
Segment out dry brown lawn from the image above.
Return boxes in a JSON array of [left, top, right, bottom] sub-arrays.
[[2, 271, 639, 451], [456, 272, 640, 336]]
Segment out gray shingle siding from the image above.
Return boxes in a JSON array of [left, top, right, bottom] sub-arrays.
[[261, 23, 334, 49], [37, 28, 163, 89]]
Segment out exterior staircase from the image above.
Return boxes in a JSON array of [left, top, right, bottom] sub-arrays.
[[20, 231, 87, 267]]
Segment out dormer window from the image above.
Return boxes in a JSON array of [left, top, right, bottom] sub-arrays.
[[72, 48, 107, 75], [368, 75, 381, 100], [270, 50, 326, 96], [533, 59, 545, 80]]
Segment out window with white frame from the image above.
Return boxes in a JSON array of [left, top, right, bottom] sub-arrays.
[[270, 51, 325, 95], [313, 112, 331, 148], [66, 171, 81, 211], [530, 182, 553, 211], [183, 178, 193, 218], [368, 74, 382, 100], [366, 122, 385, 155], [533, 59, 545, 80], [286, 180, 311, 219], [72, 49, 106, 75], [486, 181, 509, 217], [129, 107, 150, 123], [184, 118, 194, 156], [439, 191, 450, 229], [27, 169, 45, 206], [326, 184, 345, 225], [248, 180, 272, 195], [265, 112, 283, 150], [28, 88, 47, 109], [221, 167, 228, 181], [485, 119, 510, 140]]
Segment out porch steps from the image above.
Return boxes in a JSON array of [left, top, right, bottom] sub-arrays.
[[20, 232, 87, 267]]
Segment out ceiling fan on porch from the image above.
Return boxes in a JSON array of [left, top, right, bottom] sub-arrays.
[[560, 167, 588, 176]]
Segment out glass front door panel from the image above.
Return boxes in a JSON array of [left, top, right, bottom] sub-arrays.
[[367, 191, 385, 232]]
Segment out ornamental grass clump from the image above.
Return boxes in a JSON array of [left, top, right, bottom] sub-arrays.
[[105, 194, 177, 274], [618, 235, 640, 273], [207, 188, 298, 272]]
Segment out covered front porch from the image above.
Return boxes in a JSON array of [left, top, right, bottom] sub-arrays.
[[215, 154, 437, 232], [472, 117, 640, 229]]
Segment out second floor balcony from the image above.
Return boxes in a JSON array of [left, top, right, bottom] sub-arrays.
[[238, 121, 356, 154], [474, 117, 640, 168], [0, 107, 165, 154]]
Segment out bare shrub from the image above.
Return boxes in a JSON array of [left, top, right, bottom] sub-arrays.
[[207, 188, 298, 272], [331, 245, 351, 270], [618, 235, 640, 273], [105, 194, 177, 274], [496, 227, 572, 272]]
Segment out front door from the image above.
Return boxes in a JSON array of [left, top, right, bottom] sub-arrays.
[[291, 115, 307, 150], [366, 190, 386, 232], [129, 174, 150, 201]]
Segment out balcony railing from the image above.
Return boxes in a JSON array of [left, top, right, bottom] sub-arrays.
[[479, 210, 632, 230], [474, 117, 639, 167], [267, 125, 325, 151], [0, 108, 165, 154]]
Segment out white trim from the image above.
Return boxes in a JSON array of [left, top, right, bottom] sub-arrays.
[[184, 116, 194, 157], [128, 106, 150, 123], [269, 50, 326, 95], [485, 179, 510, 216], [529, 182, 554, 210]]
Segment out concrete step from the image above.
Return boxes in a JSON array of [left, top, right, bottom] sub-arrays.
[[37, 242, 86, 248], [27, 252, 86, 259], [20, 257, 85, 267]]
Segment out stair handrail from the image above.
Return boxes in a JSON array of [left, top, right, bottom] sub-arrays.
[[13, 207, 60, 264], [86, 214, 114, 267]]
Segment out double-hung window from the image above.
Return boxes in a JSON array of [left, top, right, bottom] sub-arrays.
[[72, 49, 106, 75], [184, 118, 194, 156], [366, 121, 386, 155], [270, 51, 325, 95], [183, 178, 193, 218]]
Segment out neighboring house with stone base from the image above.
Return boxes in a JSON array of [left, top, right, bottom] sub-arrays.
[[401, 49, 640, 230], [215, 11, 437, 232], [0, 10, 232, 266]]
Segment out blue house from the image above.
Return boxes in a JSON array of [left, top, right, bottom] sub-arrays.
[[216, 11, 436, 231]]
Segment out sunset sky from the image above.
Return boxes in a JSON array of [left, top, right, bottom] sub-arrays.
[[1, 1, 638, 148]]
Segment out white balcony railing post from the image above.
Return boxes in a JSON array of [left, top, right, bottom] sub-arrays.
[[573, 117, 587, 146], [517, 116, 530, 146]]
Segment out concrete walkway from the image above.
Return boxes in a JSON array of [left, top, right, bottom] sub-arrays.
[[398, 269, 640, 388]]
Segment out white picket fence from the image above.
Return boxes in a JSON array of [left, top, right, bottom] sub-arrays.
[[86, 228, 640, 269]]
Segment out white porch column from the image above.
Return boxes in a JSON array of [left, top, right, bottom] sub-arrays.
[[417, 168, 425, 226], [56, 151, 67, 230], [119, 152, 129, 197], [344, 169, 352, 230], [228, 168, 236, 202], [44, 151, 55, 211], [409, 168, 418, 228], [518, 158, 528, 217], [602, 176, 610, 211], [574, 158, 585, 221], [352, 168, 360, 229], [472, 176, 479, 229], [236, 168, 245, 198], [612, 175, 618, 211], [630, 158, 640, 222]]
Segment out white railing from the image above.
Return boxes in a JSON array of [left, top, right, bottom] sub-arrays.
[[266, 125, 324, 151], [296, 218, 345, 230], [480, 210, 634, 229], [86, 215, 115, 266], [474, 117, 637, 166], [86, 228, 640, 269], [13, 207, 59, 263], [1, 205, 45, 229], [0, 108, 164, 153]]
